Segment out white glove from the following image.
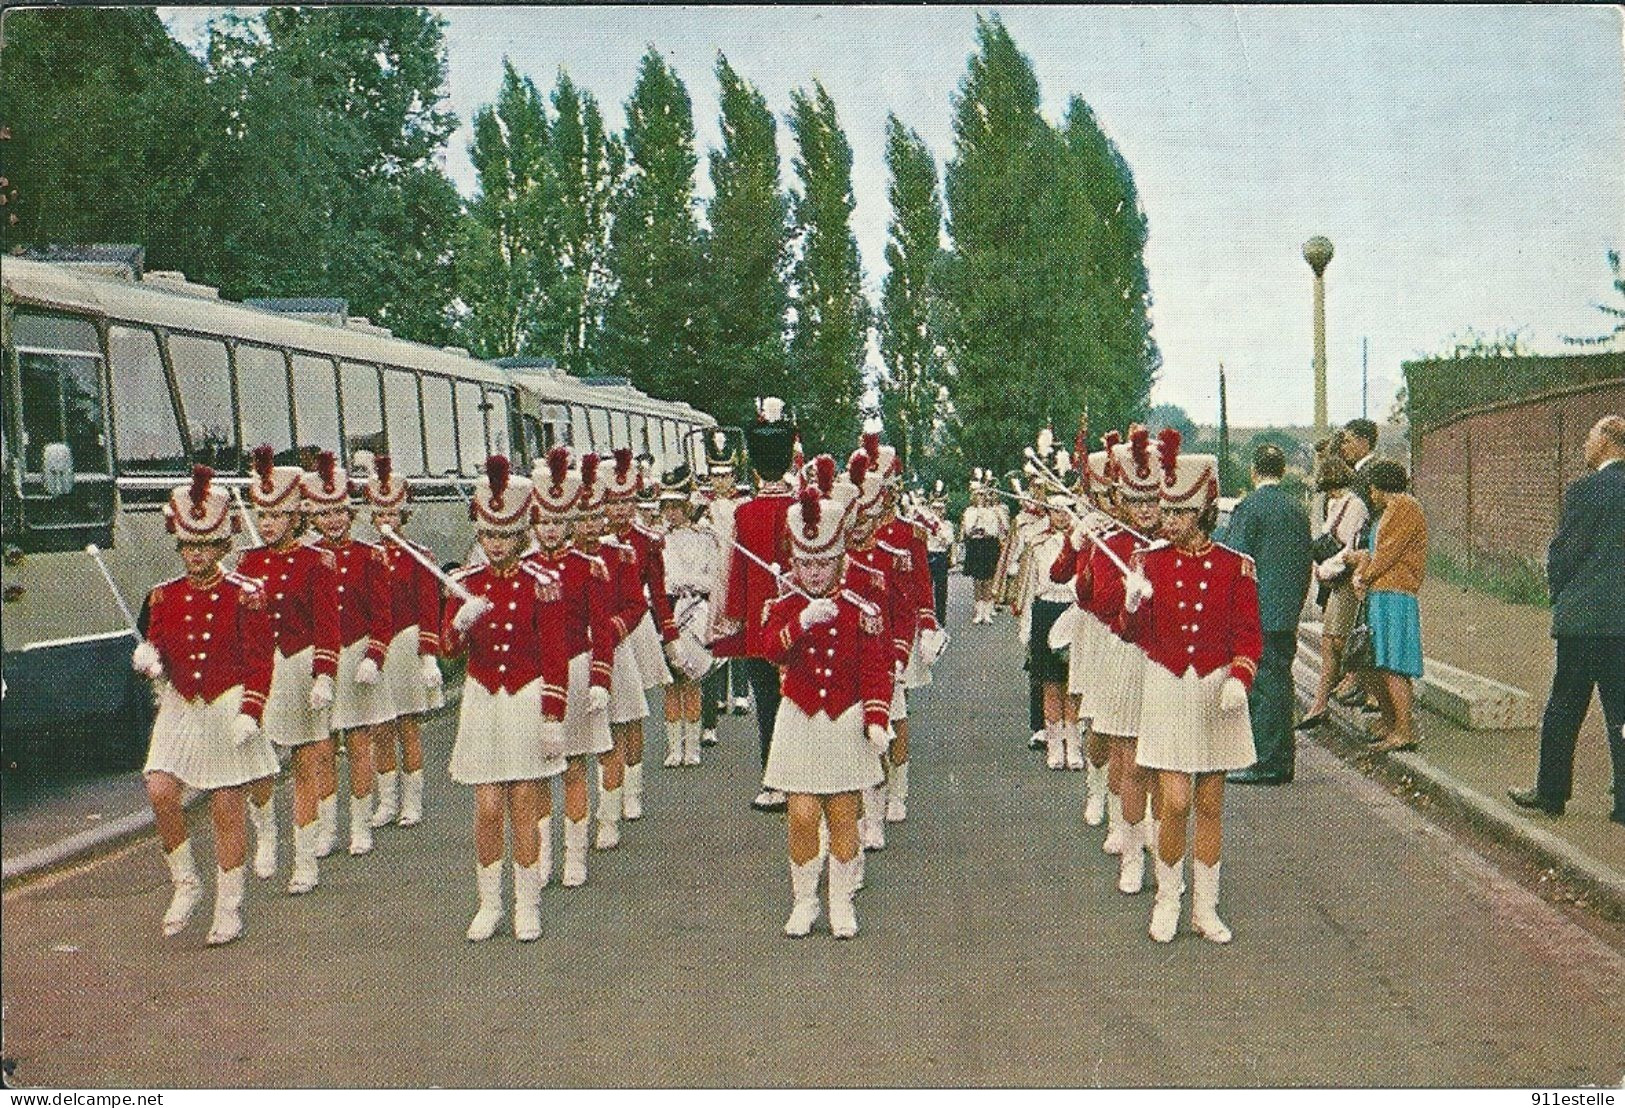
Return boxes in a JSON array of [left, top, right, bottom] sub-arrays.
[[1122, 571, 1153, 613], [420, 654, 443, 690], [131, 640, 164, 680], [866, 723, 891, 755], [355, 657, 381, 686], [1220, 677, 1248, 713], [539, 720, 567, 760], [919, 627, 949, 667], [231, 713, 261, 747], [663, 639, 683, 669], [452, 596, 493, 634], [798, 597, 839, 630], [309, 673, 335, 711], [587, 685, 610, 714]]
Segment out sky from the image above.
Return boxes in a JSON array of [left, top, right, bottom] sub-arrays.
[[162, 5, 1625, 428]]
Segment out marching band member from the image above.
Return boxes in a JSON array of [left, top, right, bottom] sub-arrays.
[[923, 482, 954, 627], [134, 467, 277, 945], [1114, 435, 1262, 943], [761, 484, 892, 939], [604, 447, 683, 817], [660, 464, 720, 767], [1019, 484, 1080, 771], [239, 446, 341, 894], [699, 430, 744, 745], [712, 398, 798, 812], [962, 471, 1007, 624], [1003, 477, 1051, 749], [441, 457, 568, 942], [303, 451, 396, 858], [366, 455, 445, 829], [529, 448, 615, 887]]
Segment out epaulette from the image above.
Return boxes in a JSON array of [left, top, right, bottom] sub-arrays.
[[839, 588, 878, 617], [1237, 552, 1257, 580], [317, 547, 337, 571], [368, 542, 388, 564], [226, 571, 266, 609], [841, 589, 883, 635], [568, 547, 610, 581], [634, 521, 665, 545], [518, 559, 564, 602]]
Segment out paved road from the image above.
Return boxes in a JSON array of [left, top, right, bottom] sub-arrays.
[[3, 577, 1622, 1087]]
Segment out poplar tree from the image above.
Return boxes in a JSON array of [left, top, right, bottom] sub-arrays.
[[550, 73, 623, 375]]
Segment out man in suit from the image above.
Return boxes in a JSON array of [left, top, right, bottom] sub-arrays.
[[1220, 444, 1314, 784], [1510, 414, 1625, 825], [1339, 418, 1380, 517]]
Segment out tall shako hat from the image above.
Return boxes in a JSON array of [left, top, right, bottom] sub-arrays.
[[745, 397, 795, 480], [300, 450, 355, 512], [704, 428, 738, 476], [659, 462, 694, 503], [1154, 430, 1219, 509], [248, 444, 304, 511], [602, 447, 642, 503], [1111, 426, 1165, 500], [531, 445, 580, 520], [470, 455, 537, 535], [835, 449, 884, 521], [166, 465, 236, 542], [574, 452, 606, 514], [787, 483, 850, 561], [364, 454, 409, 512], [860, 417, 902, 489]]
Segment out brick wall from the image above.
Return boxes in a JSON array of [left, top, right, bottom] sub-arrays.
[[1413, 380, 1625, 575]]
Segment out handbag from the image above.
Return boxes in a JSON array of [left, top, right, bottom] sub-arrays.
[[1312, 499, 1355, 589], [1343, 597, 1375, 673]]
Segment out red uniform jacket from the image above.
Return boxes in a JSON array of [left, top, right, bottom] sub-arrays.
[[760, 590, 893, 729], [380, 537, 444, 656], [619, 523, 679, 643], [236, 543, 341, 677], [719, 484, 795, 658], [877, 516, 938, 635], [844, 540, 914, 671], [526, 546, 615, 691], [594, 536, 648, 650], [141, 570, 274, 722], [440, 561, 568, 718], [1073, 530, 1142, 640], [318, 538, 393, 666], [1115, 540, 1263, 689]]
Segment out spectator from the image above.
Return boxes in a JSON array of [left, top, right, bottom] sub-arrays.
[[1220, 444, 1313, 785], [1297, 456, 1370, 731], [1509, 414, 1625, 825], [1339, 418, 1380, 515], [1346, 460, 1427, 752]]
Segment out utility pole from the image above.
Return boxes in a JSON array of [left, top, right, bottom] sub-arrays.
[[1303, 236, 1334, 439], [1218, 362, 1230, 495], [1362, 336, 1369, 420]]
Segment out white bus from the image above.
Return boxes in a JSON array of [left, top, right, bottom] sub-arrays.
[[1, 255, 715, 768]]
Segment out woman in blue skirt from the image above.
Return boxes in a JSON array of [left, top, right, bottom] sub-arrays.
[[1349, 460, 1428, 752]]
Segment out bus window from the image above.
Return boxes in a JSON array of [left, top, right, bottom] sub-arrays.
[[106, 324, 184, 473], [291, 354, 341, 462], [340, 362, 386, 462], [485, 388, 512, 458], [421, 375, 457, 475], [11, 314, 108, 476], [169, 335, 238, 472], [522, 414, 545, 459], [612, 411, 631, 450], [382, 368, 425, 475], [568, 405, 589, 450], [589, 408, 611, 450], [236, 344, 294, 462], [628, 414, 648, 458], [454, 380, 486, 474]]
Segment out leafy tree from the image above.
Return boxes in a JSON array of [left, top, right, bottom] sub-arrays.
[[1145, 403, 1197, 444], [786, 81, 870, 454], [1562, 249, 1625, 348], [704, 54, 790, 427], [550, 72, 623, 375]]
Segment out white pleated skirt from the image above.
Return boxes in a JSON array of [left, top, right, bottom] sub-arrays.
[[450, 677, 567, 785], [762, 700, 884, 796], [1135, 664, 1256, 774], [889, 682, 908, 722], [261, 646, 330, 748], [1066, 610, 1105, 700], [382, 625, 445, 716], [144, 684, 279, 790], [609, 637, 649, 725], [560, 651, 614, 757], [629, 611, 673, 691], [1089, 633, 1148, 738], [902, 630, 932, 690], [331, 639, 397, 731]]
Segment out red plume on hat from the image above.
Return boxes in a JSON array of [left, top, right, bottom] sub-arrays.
[[316, 450, 337, 493], [580, 452, 600, 493], [189, 465, 213, 518], [546, 446, 570, 493], [814, 454, 836, 497], [862, 431, 881, 464], [798, 486, 822, 540], [1158, 428, 1182, 488], [253, 444, 276, 492], [613, 447, 632, 482], [1129, 427, 1152, 480], [486, 455, 511, 509], [375, 454, 393, 491], [848, 449, 871, 488]]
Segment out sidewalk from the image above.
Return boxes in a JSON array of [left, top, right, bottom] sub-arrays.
[[1293, 577, 1624, 911]]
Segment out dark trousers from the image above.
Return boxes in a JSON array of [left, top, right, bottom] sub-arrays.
[[928, 551, 949, 626], [1537, 636, 1625, 814], [1030, 674, 1044, 733], [744, 657, 782, 770], [1248, 631, 1299, 775], [700, 663, 728, 731]]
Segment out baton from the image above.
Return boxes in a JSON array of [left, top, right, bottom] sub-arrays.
[[729, 538, 812, 601], [1023, 446, 1153, 545], [990, 488, 1134, 578], [230, 486, 262, 547], [377, 524, 481, 605], [84, 544, 140, 638]]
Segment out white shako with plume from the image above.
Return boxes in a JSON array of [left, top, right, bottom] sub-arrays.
[[166, 465, 237, 543], [469, 455, 537, 534], [531, 446, 581, 520], [247, 445, 304, 511], [299, 450, 355, 513], [363, 454, 410, 512]]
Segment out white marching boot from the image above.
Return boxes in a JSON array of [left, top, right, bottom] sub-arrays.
[[1149, 856, 1185, 943], [1064, 724, 1085, 771], [249, 797, 278, 879], [1117, 820, 1147, 895], [1085, 764, 1110, 825], [701, 726, 718, 748], [664, 721, 684, 767], [1100, 792, 1125, 851], [397, 769, 424, 827], [1029, 729, 1045, 750], [860, 787, 886, 850], [315, 794, 338, 858], [466, 861, 504, 941], [348, 793, 374, 856], [206, 865, 246, 946], [1045, 724, 1065, 770], [369, 770, 399, 827], [162, 840, 204, 937], [784, 856, 824, 937], [885, 762, 909, 823], [682, 719, 702, 766], [562, 817, 590, 886], [595, 765, 622, 849], [287, 821, 320, 895], [622, 763, 643, 821], [536, 815, 553, 889], [1190, 860, 1233, 944], [827, 854, 861, 939], [513, 861, 542, 942]]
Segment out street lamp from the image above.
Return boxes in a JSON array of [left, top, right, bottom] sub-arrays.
[[1303, 235, 1334, 438]]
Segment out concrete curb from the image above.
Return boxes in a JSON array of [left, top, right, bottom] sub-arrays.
[[1301, 689, 1625, 919]]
